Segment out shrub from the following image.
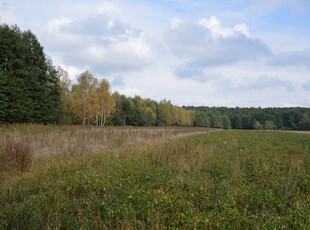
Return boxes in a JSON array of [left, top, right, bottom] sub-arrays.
[[0, 139, 33, 172]]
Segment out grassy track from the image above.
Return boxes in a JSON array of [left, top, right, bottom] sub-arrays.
[[1, 130, 310, 229]]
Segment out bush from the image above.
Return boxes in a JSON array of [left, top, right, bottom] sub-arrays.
[[0, 139, 33, 172]]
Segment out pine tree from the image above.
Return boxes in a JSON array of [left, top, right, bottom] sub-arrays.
[[119, 96, 132, 126], [0, 71, 8, 123], [0, 24, 60, 124]]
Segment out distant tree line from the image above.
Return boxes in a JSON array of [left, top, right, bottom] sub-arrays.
[[185, 106, 310, 131], [1, 24, 309, 130], [57, 68, 194, 126]]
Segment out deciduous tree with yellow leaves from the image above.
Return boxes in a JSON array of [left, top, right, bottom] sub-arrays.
[[71, 71, 97, 125], [96, 79, 115, 126]]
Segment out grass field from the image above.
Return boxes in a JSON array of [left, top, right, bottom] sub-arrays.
[[0, 125, 213, 159], [0, 127, 310, 229]]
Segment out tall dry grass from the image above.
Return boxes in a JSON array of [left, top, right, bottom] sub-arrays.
[[0, 137, 33, 172], [0, 125, 213, 159]]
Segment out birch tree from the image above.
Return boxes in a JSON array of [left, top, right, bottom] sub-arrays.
[[72, 71, 97, 125], [96, 79, 115, 126]]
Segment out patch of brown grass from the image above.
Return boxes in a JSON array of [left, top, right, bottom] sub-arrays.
[[0, 138, 33, 172], [0, 125, 214, 159]]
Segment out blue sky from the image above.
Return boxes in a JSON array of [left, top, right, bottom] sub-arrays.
[[1, 0, 309, 107]]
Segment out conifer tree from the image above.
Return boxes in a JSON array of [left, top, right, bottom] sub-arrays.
[[0, 24, 60, 124], [0, 71, 8, 123]]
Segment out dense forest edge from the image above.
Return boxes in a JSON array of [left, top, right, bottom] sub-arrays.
[[1, 24, 310, 130]]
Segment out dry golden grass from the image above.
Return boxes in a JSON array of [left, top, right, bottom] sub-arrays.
[[0, 125, 215, 159], [265, 130, 310, 135]]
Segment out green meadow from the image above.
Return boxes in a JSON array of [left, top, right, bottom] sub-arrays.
[[1, 129, 310, 229]]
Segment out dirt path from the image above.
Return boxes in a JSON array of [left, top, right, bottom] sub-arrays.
[[260, 130, 310, 135], [167, 128, 223, 140], [278, 130, 310, 135]]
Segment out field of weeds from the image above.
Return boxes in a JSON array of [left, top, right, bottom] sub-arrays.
[[0, 125, 213, 159], [0, 128, 310, 229]]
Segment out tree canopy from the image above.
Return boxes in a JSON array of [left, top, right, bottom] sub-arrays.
[[0, 24, 60, 124], [185, 106, 310, 130]]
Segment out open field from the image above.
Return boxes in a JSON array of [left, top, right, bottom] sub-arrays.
[[279, 130, 310, 135], [1, 128, 310, 229], [0, 125, 214, 158]]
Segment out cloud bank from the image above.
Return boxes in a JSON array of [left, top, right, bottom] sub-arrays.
[[0, 0, 309, 107], [269, 47, 310, 68], [45, 14, 153, 74]]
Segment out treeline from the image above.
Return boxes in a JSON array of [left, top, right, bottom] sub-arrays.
[[57, 68, 194, 126], [0, 24, 196, 127], [58, 68, 236, 128], [185, 106, 310, 131], [1, 24, 310, 130]]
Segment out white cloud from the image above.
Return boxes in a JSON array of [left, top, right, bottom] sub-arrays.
[[0, 1, 20, 25], [117, 87, 142, 97], [61, 65, 88, 81], [47, 17, 72, 33], [166, 17, 271, 79], [95, 2, 120, 15], [198, 16, 251, 38], [303, 81, 310, 91], [234, 23, 251, 37], [229, 75, 294, 91], [269, 47, 310, 68], [170, 17, 183, 29], [44, 14, 153, 74], [1, 0, 309, 107]]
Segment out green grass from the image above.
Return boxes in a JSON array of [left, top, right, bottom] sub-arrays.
[[1, 130, 310, 229]]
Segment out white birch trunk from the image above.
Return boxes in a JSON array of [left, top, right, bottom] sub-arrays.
[[83, 90, 88, 125]]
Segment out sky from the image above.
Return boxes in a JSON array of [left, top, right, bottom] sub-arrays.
[[1, 0, 310, 107]]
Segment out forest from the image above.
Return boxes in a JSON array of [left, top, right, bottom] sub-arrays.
[[1, 24, 310, 130], [185, 106, 310, 130]]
